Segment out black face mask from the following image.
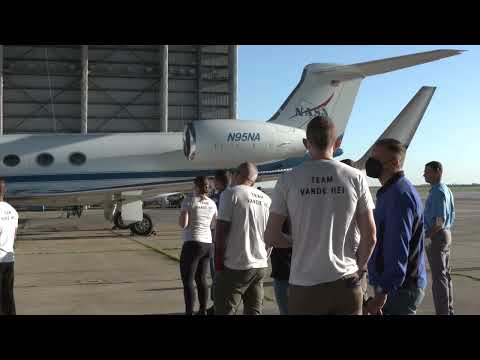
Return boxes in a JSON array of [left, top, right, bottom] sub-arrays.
[[365, 157, 383, 178]]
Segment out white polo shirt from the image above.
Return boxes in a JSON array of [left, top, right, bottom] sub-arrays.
[[217, 185, 271, 270], [0, 202, 19, 263], [181, 195, 217, 243], [270, 160, 374, 286]]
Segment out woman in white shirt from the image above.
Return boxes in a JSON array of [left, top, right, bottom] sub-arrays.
[[179, 176, 217, 315]]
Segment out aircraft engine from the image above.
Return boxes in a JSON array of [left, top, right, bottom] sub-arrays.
[[183, 120, 306, 167]]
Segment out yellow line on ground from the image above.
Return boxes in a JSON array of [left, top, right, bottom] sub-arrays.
[[129, 236, 275, 302], [130, 238, 181, 262], [451, 272, 480, 282]]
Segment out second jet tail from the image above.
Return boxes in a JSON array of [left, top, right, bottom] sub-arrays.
[[354, 86, 437, 169]]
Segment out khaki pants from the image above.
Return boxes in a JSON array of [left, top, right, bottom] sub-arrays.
[[288, 274, 363, 315], [426, 229, 454, 315], [214, 267, 267, 315]]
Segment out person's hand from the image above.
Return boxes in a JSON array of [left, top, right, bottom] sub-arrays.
[[362, 303, 369, 315], [366, 294, 387, 315], [356, 269, 367, 281], [427, 224, 443, 239]]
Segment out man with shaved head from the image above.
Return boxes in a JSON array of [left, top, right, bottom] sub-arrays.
[[265, 116, 377, 315], [214, 162, 271, 315]]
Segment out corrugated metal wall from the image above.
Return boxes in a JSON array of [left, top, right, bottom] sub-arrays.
[[0, 45, 236, 133]]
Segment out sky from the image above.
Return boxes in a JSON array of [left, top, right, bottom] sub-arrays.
[[237, 45, 479, 186]]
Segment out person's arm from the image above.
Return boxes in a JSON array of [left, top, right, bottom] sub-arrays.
[[210, 213, 217, 231], [12, 214, 18, 250], [355, 173, 377, 272], [265, 213, 290, 248], [356, 209, 376, 272], [264, 174, 290, 249], [451, 193, 456, 225], [356, 176, 380, 315], [426, 190, 446, 238], [450, 194, 456, 224], [214, 220, 230, 271], [178, 198, 189, 229], [178, 210, 189, 229], [214, 189, 234, 271], [427, 217, 444, 239]]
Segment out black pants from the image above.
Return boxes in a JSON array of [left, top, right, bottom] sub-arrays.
[[0, 262, 15, 315], [180, 241, 212, 315]]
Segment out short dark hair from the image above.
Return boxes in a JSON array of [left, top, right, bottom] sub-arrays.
[[340, 159, 354, 167], [214, 170, 231, 187], [306, 116, 336, 151], [425, 161, 443, 173], [194, 176, 209, 195], [237, 162, 258, 184], [374, 138, 406, 166]]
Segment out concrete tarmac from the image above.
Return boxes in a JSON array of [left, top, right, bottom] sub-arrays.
[[15, 209, 279, 315], [13, 196, 480, 315]]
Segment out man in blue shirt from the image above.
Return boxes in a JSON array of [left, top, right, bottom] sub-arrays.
[[365, 139, 427, 315], [424, 161, 455, 315]]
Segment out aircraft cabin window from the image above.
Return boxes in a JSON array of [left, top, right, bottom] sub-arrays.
[[37, 153, 54, 167], [3, 155, 20, 167], [69, 152, 87, 166]]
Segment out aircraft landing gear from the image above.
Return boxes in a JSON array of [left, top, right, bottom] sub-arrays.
[[66, 206, 83, 218], [113, 212, 131, 230], [130, 213, 154, 236], [112, 212, 153, 236]]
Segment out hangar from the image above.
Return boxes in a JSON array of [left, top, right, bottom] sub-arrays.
[[0, 45, 237, 134]]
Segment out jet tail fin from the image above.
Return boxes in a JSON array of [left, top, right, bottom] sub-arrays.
[[268, 50, 462, 143], [354, 86, 436, 169]]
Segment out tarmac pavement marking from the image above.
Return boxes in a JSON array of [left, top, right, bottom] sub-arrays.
[[451, 273, 480, 282], [130, 237, 182, 262], [128, 235, 276, 302]]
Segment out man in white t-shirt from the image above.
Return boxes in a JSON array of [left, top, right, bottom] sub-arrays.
[[0, 180, 19, 315], [214, 162, 271, 315], [265, 116, 377, 315]]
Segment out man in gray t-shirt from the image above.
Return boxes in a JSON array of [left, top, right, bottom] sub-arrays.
[[265, 116, 377, 315]]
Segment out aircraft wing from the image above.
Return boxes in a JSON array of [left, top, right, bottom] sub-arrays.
[[8, 167, 291, 208], [8, 179, 195, 208]]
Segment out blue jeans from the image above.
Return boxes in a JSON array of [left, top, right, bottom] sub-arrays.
[[383, 288, 425, 315], [273, 279, 289, 315]]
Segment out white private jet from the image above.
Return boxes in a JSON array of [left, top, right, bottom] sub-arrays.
[[0, 49, 463, 235]]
